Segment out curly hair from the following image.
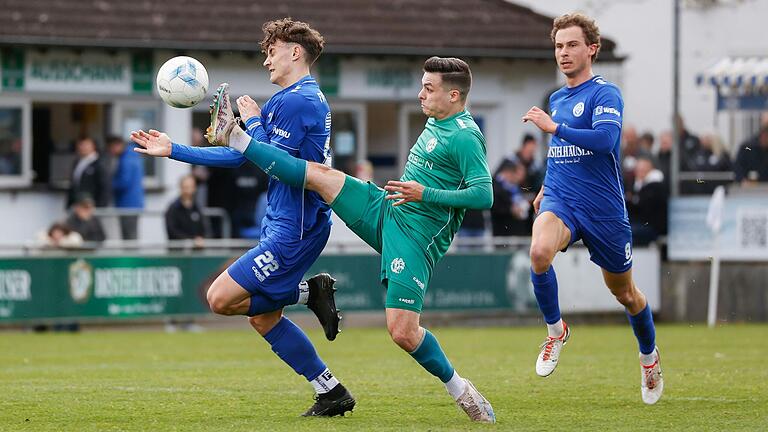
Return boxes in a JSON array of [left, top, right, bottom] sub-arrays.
[[260, 18, 325, 65], [551, 13, 601, 62]]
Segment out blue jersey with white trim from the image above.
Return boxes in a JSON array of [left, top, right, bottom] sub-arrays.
[[245, 75, 332, 239], [544, 75, 627, 220]]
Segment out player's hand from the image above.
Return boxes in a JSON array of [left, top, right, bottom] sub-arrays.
[[522, 106, 557, 134], [384, 180, 425, 206], [533, 186, 544, 215], [236, 95, 262, 123], [131, 129, 171, 157]]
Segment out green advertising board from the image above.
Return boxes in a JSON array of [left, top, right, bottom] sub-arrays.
[[0, 252, 537, 323]]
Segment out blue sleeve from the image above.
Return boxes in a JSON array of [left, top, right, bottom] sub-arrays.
[[269, 93, 314, 151], [554, 122, 620, 154], [170, 143, 246, 168], [245, 116, 269, 143]]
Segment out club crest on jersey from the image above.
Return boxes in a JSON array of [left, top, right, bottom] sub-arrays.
[[573, 102, 585, 117], [391, 258, 405, 274], [426, 138, 438, 153]]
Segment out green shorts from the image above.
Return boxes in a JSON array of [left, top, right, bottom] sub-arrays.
[[330, 175, 433, 313]]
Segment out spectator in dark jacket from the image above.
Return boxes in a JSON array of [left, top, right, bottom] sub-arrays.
[[165, 175, 207, 247], [734, 126, 768, 185], [107, 136, 145, 240], [66, 194, 106, 244], [67, 137, 110, 208], [627, 156, 668, 246], [491, 158, 530, 237], [515, 134, 545, 192]]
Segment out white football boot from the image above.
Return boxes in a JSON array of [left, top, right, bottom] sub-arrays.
[[455, 379, 496, 423], [640, 347, 664, 405], [205, 82, 238, 146], [535, 320, 570, 377]]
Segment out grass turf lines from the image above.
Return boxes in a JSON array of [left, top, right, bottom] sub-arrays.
[[1, 324, 766, 431]]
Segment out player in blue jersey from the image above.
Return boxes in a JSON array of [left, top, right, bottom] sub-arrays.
[[522, 13, 663, 404], [132, 19, 355, 416]]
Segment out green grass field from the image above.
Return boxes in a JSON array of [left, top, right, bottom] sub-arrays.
[[1, 324, 766, 431]]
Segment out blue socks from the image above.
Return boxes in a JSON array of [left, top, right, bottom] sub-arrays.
[[531, 266, 561, 324], [263, 317, 326, 381], [409, 329, 455, 383], [627, 304, 656, 355], [240, 135, 307, 188]]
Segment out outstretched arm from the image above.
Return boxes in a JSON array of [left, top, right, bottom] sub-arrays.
[[132, 129, 246, 168], [385, 180, 493, 209]]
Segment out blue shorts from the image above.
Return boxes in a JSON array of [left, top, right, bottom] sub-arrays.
[[227, 224, 330, 306], [540, 193, 633, 274]]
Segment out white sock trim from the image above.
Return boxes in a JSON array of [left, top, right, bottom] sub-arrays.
[[546, 319, 564, 338], [445, 371, 467, 400], [230, 126, 251, 153], [640, 348, 657, 366], [297, 281, 309, 305], [310, 368, 340, 394]]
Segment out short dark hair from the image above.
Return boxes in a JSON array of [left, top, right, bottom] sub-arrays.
[[423, 56, 472, 101], [260, 18, 325, 65], [522, 134, 536, 146], [551, 13, 601, 62], [106, 135, 123, 146]]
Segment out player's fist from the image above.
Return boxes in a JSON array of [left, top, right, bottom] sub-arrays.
[[131, 129, 171, 157], [236, 95, 262, 123], [532, 186, 544, 215], [522, 106, 557, 134]]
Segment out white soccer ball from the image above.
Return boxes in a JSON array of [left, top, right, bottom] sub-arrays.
[[156, 56, 209, 108]]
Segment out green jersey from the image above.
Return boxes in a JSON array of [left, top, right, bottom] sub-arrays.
[[395, 110, 492, 263]]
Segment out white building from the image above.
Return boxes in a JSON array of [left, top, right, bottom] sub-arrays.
[[0, 1, 623, 244]]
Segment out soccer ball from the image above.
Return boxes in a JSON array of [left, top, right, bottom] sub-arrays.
[[156, 56, 209, 108]]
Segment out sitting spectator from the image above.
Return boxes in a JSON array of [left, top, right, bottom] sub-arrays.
[[36, 222, 83, 249], [627, 156, 668, 246], [165, 175, 207, 247], [491, 158, 530, 237], [734, 126, 768, 185], [66, 195, 106, 243], [691, 133, 731, 172]]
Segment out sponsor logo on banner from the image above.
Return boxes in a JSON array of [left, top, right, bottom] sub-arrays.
[[0, 270, 32, 301], [69, 259, 93, 303]]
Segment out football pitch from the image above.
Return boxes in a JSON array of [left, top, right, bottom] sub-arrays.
[[1, 324, 766, 431]]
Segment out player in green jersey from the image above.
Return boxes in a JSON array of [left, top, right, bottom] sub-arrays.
[[133, 57, 495, 423]]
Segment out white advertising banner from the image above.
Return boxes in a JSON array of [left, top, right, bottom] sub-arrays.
[[669, 195, 768, 261]]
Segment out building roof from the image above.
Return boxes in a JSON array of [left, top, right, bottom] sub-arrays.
[[0, 0, 617, 60]]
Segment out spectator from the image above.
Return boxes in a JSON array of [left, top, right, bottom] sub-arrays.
[[231, 162, 269, 238], [66, 195, 106, 243], [621, 125, 651, 190], [627, 156, 668, 246], [638, 132, 654, 155], [0, 138, 21, 175], [491, 158, 530, 237], [165, 175, 207, 248], [692, 133, 731, 172], [457, 209, 487, 249], [67, 137, 110, 208], [734, 126, 768, 185], [36, 222, 83, 249], [107, 135, 145, 240], [675, 114, 702, 171], [515, 134, 545, 191], [656, 130, 673, 185]]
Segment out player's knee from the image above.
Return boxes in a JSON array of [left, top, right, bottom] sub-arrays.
[[248, 313, 280, 335], [388, 324, 420, 351], [206, 288, 234, 316], [530, 243, 555, 272], [611, 285, 637, 307]]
